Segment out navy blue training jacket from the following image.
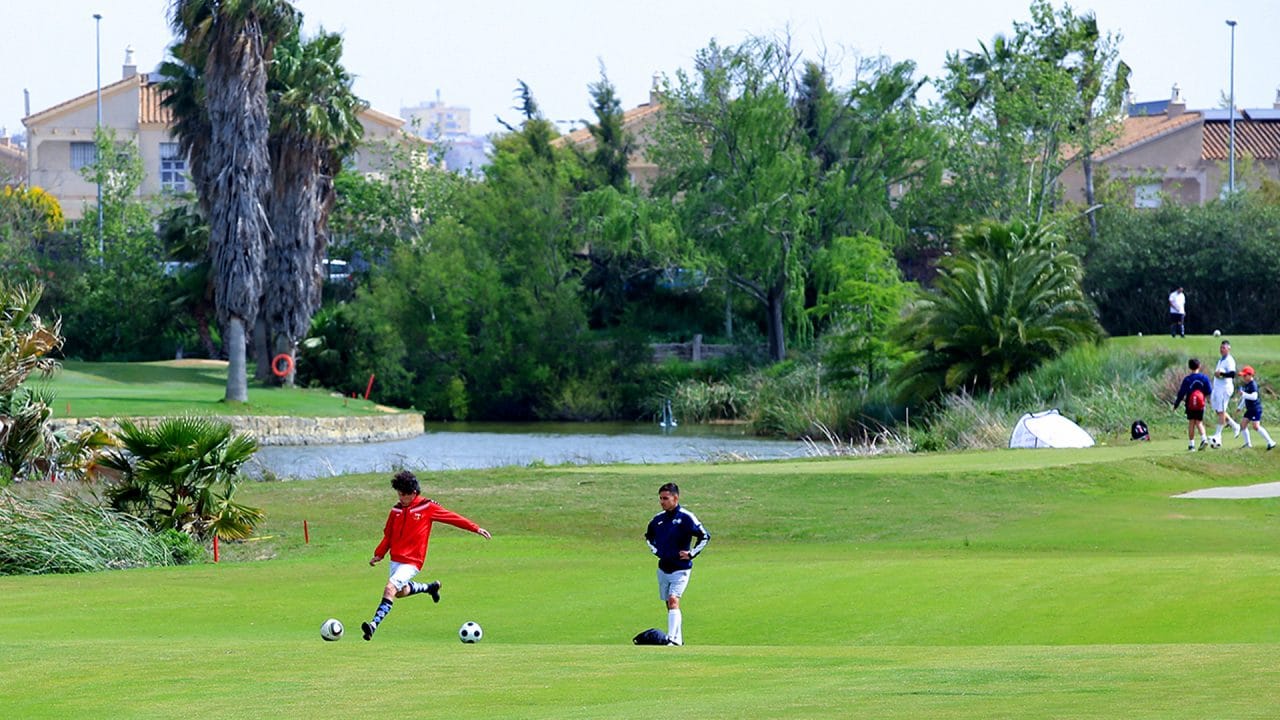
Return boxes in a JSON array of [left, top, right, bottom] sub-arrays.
[[645, 505, 710, 573]]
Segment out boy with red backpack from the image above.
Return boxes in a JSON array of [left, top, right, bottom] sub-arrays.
[[1173, 358, 1213, 451]]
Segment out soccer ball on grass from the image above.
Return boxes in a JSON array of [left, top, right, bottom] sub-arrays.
[[1213, 329, 1222, 337], [320, 618, 344, 641], [459, 621, 483, 643], [1209, 436, 1221, 449]]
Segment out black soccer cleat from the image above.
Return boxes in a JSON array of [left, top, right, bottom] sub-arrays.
[[426, 580, 441, 603], [361, 621, 376, 641]]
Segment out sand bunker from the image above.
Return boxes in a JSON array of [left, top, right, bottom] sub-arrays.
[[1175, 482, 1280, 499]]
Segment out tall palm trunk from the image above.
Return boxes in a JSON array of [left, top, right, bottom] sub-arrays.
[[224, 317, 250, 403]]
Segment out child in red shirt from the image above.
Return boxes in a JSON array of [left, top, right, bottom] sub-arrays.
[[362, 470, 491, 640]]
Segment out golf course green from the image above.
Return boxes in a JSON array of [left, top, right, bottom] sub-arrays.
[[3, 437, 1278, 718]]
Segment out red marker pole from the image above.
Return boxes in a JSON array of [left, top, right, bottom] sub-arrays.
[[213, 535, 220, 563], [364, 374, 376, 400], [304, 520, 310, 544]]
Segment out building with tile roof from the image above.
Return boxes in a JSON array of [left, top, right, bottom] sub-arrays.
[[0, 132, 24, 185], [1060, 84, 1280, 208], [552, 84, 664, 189], [22, 50, 422, 219]]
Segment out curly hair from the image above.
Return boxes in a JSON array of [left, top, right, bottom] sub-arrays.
[[391, 470, 420, 496]]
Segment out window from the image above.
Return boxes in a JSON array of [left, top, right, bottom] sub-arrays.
[[1134, 183, 1162, 208], [160, 142, 187, 192], [70, 141, 97, 170]]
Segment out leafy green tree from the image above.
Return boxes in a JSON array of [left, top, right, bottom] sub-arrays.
[[932, 0, 1127, 230], [329, 155, 464, 266], [652, 37, 938, 362], [0, 186, 64, 280], [1085, 189, 1280, 335], [893, 220, 1102, 404], [810, 234, 914, 389], [155, 202, 219, 358], [578, 65, 634, 191], [167, 0, 299, 402], [651, 38, 818, 362], [76, 127, 151, 256], [100, 416, 262, 541]]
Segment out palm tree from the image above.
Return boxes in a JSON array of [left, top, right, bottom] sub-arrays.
[[157, 42, 212, 210], [167, 0, 299, 402], [261, 28, 366, 386], [893, 220, 1102, 404]]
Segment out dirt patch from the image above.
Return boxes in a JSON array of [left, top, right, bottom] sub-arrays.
[[163, 359, 229, 368]]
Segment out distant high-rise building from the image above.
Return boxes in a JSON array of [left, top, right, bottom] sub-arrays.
[[401, 93, 471, 139]]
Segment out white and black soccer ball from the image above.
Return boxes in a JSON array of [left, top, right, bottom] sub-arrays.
[[320, 618, 344, 642], [458, 621, 483, 643], [1213, 329, 1222, 337], [1209, 436, 1222, 449]]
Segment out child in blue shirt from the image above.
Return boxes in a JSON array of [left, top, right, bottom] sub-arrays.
[[1173, 358, 1212, 451], [1236, 366, 1276, 450]]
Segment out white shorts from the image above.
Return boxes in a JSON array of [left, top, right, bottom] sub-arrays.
[[1211, 387, 1233, 413], [657, 569, 691, 601], [388, 561, 420, 590]]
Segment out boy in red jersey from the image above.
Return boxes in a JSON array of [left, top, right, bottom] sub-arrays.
[[362, 470, 491, 641]]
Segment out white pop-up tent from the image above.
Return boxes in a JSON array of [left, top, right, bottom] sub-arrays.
[[1008, 409, 1095, 449]]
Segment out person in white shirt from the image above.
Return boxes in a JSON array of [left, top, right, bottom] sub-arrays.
[[1212, 340, 1242, 442], [1168, 287, 1186, 338]]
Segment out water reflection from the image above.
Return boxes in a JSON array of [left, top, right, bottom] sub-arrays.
[[252, 422, 805, 479]]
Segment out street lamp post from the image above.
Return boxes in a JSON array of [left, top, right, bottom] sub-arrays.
[[1226, 19, 1237, 197], [94, 12, 103, 258]]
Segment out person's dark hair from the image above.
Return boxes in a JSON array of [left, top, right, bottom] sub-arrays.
[[658, 482, 680, 496], [1188, 358, 1201, 370], [392, 470, 420, 496]]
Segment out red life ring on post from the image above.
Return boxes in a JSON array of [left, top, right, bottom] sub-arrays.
[[271, 353, 294, 378]]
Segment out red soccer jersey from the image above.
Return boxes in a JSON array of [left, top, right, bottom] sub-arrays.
[[373, 496, 480, 568]]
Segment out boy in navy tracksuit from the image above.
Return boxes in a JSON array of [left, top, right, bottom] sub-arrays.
[[1236, 365, 1276, 450], [645, 482, 710, 646], [1173, 358, 1212, 451]]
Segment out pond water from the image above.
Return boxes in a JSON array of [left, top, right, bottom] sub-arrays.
[[252, 421, 807, 479]]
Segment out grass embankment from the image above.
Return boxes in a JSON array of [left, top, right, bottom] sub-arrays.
[[3, 443, 1279, 718], [40, 359, 394, 419]]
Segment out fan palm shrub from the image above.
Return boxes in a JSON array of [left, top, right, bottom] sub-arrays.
[[99, 417, 262, 541], [893, 219, 1102, 405]]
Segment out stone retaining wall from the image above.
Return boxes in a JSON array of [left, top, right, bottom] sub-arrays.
[[51, 412, 424, 446]]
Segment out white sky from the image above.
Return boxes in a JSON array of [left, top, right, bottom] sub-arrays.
[[3, 0, 1277, 140]]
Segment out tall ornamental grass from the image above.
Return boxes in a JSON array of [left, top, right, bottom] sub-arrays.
[[915, 343, 1182, 450], [0, 490, 205, 575]]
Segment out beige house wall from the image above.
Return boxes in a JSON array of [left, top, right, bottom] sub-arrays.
[[25, 80, 145, 218], [24, 75, 415, 220], [1062, 113, 1280, 208]]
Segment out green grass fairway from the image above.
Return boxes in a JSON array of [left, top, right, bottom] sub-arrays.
[[4, 444, 1280, 718], [39, 360, 394, 418], [1114, 333, 1280, 369]]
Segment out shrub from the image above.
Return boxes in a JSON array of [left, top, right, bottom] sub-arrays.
[[916, 342, 1182, 450], [0, 490, 196, 575], [99, 417, 262, 541]]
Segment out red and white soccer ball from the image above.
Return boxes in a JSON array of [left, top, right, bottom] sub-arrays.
[[458, 621, 483, 643], [320, 618, 344, 641]]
